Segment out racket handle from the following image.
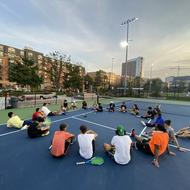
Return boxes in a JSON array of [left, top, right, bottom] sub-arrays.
[[76, 162, 86, 165]]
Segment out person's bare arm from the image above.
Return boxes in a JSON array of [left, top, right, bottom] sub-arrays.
[[152, 144, 160, 167], [167, 145, 176, 155]]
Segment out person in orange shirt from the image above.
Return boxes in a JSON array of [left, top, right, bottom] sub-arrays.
[[50, 123, 75, 157], [134, 124, 175, 168]]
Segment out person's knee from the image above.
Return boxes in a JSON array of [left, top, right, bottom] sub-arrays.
[[104, 143, 111, 151]]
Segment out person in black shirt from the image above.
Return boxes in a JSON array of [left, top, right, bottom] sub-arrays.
[[120, 102, 127, 112], [141, 107, 154, 119], [108, 101, 115, 112], [82, 100, 87, 109], [27, 117, 50, 138], [96, 103, 103, 112]]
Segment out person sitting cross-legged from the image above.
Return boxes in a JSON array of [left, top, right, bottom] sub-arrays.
[[50, 123, 75, 157], [108, 101, 115, 112], [130, 104, 139, 115], [95, 103, 103, 112], [7, 112, 31, 129], [32, 108, 46, 121], [104, 125, 132, 165], [134, 124, 175, 168], [120, 102, 127, 112], [82, 100, 88, 110], [27, 117, 50, 138], [141, 107, 155, 120], [78, 125, 97, 159]]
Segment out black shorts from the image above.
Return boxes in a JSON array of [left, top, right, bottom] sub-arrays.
[[48, 112, 55, 116], [136, 140, 153, 155]]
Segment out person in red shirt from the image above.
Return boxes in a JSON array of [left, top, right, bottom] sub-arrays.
[[32, 108, 45, 121], [50, 123, 75, 157]]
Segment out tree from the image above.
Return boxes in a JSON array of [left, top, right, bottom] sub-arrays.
[[49, 51, 71, 91], [95, 70, 109, 93], [84, 74, 94, 92], [9, 58, 43, 90], [63, 63, 83, 92]]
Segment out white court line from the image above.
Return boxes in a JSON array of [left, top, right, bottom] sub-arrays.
[[72, 116, 131, 135], [0, 110, 94, 137]]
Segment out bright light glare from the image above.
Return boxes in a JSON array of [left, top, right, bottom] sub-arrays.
[[120, 41, 128, 48]]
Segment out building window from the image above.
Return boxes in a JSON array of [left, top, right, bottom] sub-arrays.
[[8, 47, 15, 54], [28, 52, 33, 57], [20, 51, 24, 57], [38, 55, 42, 60]]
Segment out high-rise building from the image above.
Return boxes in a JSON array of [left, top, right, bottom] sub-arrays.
[[121, 57, 143, 78]]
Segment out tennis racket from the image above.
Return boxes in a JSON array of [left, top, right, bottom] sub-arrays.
[[76, 157, 104, 166]]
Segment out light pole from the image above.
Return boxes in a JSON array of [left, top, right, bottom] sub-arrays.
[[121, 17, 138, 96], [148, 63, 154, 96]]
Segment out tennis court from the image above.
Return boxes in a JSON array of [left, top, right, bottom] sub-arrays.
[[0, 99, 189, 190]]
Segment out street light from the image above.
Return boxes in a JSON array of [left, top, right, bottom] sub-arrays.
[[148, 63, 154, 96], [121, 17, 138, 96]]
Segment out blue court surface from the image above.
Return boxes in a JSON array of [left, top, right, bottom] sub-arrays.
[[0, 100, 190, 190]]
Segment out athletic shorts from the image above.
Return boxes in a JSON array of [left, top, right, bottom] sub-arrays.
[[136, 140, 153, 155]]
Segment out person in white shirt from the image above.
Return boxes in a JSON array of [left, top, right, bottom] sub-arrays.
[[104, 125, 132, 165], [78, 125, 97, 159], [41, 103, 59, 117]]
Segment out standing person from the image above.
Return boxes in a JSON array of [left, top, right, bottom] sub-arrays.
[[134, 124, 175, 168], [32, 108, 46, 121], [108, 101, 115, 112], [7, 112, 31, 129], [78, 125, 97, 159], [27, 117, 50, 138], [82, 100, 88, 109], [104, 125, 132, 165], [70, 100, 77, 110], [50, 123, 75, 157], [164, 120, 185, 152]]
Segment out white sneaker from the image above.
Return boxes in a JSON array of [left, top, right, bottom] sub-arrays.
[[21, 125, 28, 130], [140, 120, 146, 126]]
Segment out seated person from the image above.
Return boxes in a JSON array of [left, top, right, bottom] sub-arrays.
[[108, 101, 115, 112], [130, 104, 139, 115], [41, 103, 58, 117], [164, 120, 185, 152], [153, 104, 161, 115], [120, 102, 127, 112], [104, 125, 132, 165], [82, 100, 87, 109], [141, 112, 164, 127], [134, 124, 175, 168], [50, 123, 75, 157], [63, 99, 68, 110], [78, 125, 97, 159], [27, 117, 50, 138], [7, 112, 31, 129], [175, 126, 190, 138], [95, 103, 103, 112], [141, 107, 155, 119], [70, 100, 77, 110], [32, 108, 46, 121], [92, 102, 98, 110]]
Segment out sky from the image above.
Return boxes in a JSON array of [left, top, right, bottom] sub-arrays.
[[0, 0, 190, 80]]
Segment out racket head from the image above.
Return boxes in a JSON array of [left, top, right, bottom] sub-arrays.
[[90, 157, 104, 166]]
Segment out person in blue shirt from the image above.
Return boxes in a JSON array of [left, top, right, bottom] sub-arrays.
[[142, 112, 164, 127]]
